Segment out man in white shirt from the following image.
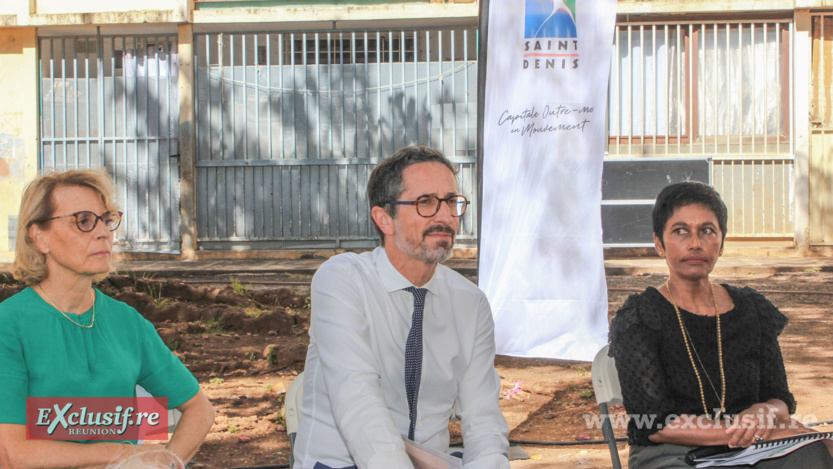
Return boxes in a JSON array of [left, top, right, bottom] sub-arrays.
[[294, 145, 510, 469]]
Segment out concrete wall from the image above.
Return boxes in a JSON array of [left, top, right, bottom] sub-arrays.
[[0, 27, 39, 262], [192, 3, 478, 26], [36, 0, 185, 15]]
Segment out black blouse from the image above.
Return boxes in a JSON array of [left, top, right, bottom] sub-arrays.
[[608, 285, 796, 446]]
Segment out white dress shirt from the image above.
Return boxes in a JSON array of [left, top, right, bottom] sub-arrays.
[[295, 247, 510, 469]]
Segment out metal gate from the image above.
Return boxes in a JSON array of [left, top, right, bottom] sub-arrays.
[[39, 34, 182, 252], [194, 28, 478, 250]]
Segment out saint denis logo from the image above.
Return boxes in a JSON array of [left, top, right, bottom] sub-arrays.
[[26, 397, 169, 441], [525, 0, 577, 38], [523, 0, 579, 70]]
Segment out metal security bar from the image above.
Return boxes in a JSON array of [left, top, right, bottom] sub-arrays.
[[39, 34, 181, 252], [194, 29, 478, 249], [607, 20, 794, 239]]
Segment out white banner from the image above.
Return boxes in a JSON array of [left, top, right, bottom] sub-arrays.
[[479, 0, 616, 361]]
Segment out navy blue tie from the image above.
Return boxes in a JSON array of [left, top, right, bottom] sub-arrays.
[[403, 286, 428, 441]]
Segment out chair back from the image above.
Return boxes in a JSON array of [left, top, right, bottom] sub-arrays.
[[591, 344, 624, 469], [285, 371, 305, 468], [134, 384, 182, 440], [591, 344, 623, 406]]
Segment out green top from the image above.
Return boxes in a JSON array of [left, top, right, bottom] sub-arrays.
[[0, 287, 200, 432]]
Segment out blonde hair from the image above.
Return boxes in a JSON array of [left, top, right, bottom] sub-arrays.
[[12, 169, 121, 286]]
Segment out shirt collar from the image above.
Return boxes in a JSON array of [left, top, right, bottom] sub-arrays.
[[374, 246, 440, 296]]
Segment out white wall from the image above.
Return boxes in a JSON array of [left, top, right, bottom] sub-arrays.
[[36, 0, 186, 15]]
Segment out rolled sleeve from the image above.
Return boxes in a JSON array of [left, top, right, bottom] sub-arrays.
[[455, 295, 510, 468]]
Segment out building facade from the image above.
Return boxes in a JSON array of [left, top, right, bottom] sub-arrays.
[[1, 0, 831, 260]]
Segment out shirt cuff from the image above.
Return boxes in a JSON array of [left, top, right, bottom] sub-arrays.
[[367, 450, 415, 469]]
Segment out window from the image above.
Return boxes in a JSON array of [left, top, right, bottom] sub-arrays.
[[609, 20, 791, 155], [290, 34, 415, 65]]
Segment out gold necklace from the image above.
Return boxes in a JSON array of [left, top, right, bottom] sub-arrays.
[[38, 284, 95, 329], [666, 279, 725, 420]]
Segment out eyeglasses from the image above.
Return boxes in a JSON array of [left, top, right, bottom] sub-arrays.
[[387, 195, 470, 218], [39, 211, 123, 232]]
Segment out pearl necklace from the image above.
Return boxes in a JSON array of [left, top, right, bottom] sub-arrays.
[[666, 279, 725, 420], [38, 284, 95, 329]]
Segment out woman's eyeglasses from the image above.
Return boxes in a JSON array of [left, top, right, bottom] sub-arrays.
[[39, 211, 123, 232]]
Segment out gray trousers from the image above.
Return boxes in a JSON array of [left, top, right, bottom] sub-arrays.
[[629, 441, 833, 469]]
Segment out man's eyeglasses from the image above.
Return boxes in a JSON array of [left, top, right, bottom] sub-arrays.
[[387, 195, 470, 218], [39, 211, 124, 232]]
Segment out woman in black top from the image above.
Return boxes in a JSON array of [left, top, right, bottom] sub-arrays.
[[608, 182, 833, 468]]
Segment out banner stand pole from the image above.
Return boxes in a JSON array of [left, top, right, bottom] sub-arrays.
[[475, 0, 490, 279]]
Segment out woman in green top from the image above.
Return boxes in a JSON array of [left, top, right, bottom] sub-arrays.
[[0, 169, 215, 468]]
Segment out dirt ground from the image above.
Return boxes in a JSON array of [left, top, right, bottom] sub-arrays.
[[1, 268, 831, 468]]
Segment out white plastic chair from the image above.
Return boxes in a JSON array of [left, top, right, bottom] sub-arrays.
[[591, 344, 623, 469], [134, 384, 182, 441], [285, 371, 304, 469]]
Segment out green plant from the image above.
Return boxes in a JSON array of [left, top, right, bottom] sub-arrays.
[[204, 318, 231, 333], [805, 267, 822, 273], [575, 365, 589, 377], [243, 307, 262, 318], [579, 390, 594, 399], [227, 424, 239, 434], [245, 350, 258, 361], [265, 345, 279, 365], [230, 275, 252, 296], [166, 339, 181, 351], [127, 271, 155, 282], [142, 279, 173, 307], [274, 394, 287, 426], [210, 377, 225, 385], [304, 296, 312, 310], [156, 297, 174, 308]]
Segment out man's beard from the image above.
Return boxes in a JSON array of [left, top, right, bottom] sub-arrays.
[[394, 224, 456, 264]]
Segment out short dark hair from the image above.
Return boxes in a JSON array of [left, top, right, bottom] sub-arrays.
[[367, 145, 457, 244], [652, 181, 728, 247]]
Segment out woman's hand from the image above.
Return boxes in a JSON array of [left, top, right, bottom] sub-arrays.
[[725, 400, 791, 448], [119, 445, 186, 469]]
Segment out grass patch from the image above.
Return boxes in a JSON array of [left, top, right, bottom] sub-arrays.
[[243, 307, 263, 318], [204, 318, 232, 333], [230, 275, 252, 296]]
